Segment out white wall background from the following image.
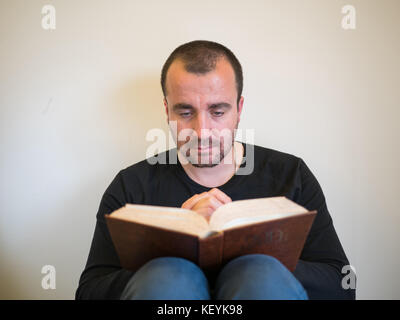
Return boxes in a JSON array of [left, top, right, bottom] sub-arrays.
[[1, 0, 399, 299]]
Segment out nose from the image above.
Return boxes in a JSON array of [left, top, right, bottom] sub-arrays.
[[192, 112, 212, 142]]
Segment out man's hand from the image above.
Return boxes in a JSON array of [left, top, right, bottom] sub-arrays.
[[181, 188, 232, 222]]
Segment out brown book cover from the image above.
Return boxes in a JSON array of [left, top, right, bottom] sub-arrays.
[[105, 196, 317, 278]]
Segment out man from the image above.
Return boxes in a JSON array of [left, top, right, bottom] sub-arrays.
[[75, 40, 356, 300]]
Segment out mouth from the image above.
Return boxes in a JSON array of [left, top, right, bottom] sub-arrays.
[[197, 145, 213, 152]]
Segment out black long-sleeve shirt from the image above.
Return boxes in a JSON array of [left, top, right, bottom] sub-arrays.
[[75, 142, 356, 300]]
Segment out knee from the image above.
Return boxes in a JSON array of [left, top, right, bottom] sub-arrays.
[[134, 256, 209, 287], [215, 254, 308, 300], [120, 257, 211, 300], [234, 253, 280, 265], [142, 256, 204, 275], [224, 254, 285, 274]]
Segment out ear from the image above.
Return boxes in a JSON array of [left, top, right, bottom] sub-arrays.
[[163, 98, 169, 122], [237, 96, 244, 122]]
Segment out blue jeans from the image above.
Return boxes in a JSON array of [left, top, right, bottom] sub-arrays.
[[120, 254, 308, 300]]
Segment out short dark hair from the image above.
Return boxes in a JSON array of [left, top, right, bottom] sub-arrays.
[[161, 40, 243, 106]]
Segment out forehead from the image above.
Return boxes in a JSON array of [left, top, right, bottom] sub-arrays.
[[165, 58, 236, 101]]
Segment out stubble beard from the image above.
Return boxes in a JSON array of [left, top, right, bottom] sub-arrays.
[[190, 136, 233, 168], [184, 121, 238, 168]]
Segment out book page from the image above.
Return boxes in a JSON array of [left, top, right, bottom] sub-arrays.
[[209, 196, 309, 231], [110, 204, 211, 237]]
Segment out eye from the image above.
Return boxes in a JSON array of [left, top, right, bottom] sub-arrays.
[[213, 111, 224, 117], [179, 112, 192, 118]]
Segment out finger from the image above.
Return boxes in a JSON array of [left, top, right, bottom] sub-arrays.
[[201, 194, 224, 211], [181, 192, 209, 209], [211, 195, 224, 210], [208, 188, 232, 204], [196, 207, 214, 222]]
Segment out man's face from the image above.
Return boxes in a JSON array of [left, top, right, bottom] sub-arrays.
[[164, 58, 244, 167]]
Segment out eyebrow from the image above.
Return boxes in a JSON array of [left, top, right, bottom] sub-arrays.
[[172, 102, 232, 112]]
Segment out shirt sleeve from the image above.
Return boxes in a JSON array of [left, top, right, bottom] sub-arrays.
[[292, 159, 356, 299], [75, 171, 136, 300]]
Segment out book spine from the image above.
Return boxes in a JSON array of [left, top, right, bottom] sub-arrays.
[[197, 232, 224, 283]]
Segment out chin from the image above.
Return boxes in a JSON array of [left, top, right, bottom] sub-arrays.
[[191, 163, 220, 168], [189, 152, 225, 168], [179, 141, 233, 167]]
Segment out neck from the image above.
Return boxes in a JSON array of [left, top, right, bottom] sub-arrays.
[[178, 141, 244, 188]]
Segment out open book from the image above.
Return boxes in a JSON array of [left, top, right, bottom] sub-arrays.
[[105, 196, 316, 279]]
